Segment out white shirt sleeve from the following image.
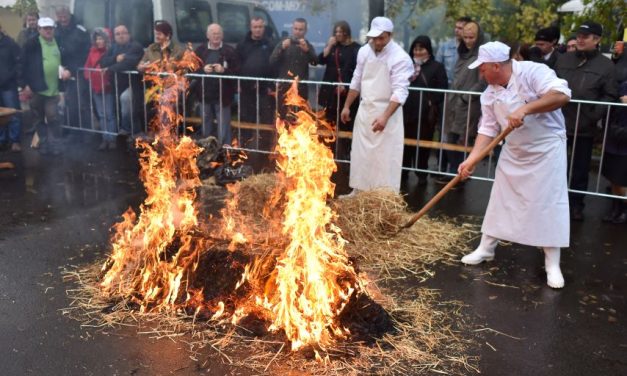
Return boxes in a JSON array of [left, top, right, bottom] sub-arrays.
[[388, 50, 414, 104], [349, 46, 367, 93], [477, 92, 500, 137], [527, 62, 571, 98]]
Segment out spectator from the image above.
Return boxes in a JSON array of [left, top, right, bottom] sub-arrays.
[[612, 40, 627, 86], [436, 21, 486, 185], [138, 20, 185, 71], [137, 20, 185, 131], [564, 36, 577, 53], [84, 28, 116, 150], [534, 26, 560, 69], [194, 23, 240, 145], [270, 17, 317, 115], [99, 25, 145, 135], [54, 6, 90, 129], [435, 16, 472, 86], [20, 17, 68, 155], [554, 21, 618, 221], [236, 16, 276, 126], [601, 82, 627, 224], [317, 20, 360, 159], [339, 17, 413, 195], [0, 24, 22, 152], [16, 12, 38, 48], [403, 35, 447, 186]]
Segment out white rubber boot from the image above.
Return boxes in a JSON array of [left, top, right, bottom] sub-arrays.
[[461, 234, 498, 265], [544, 247, 564, 288]]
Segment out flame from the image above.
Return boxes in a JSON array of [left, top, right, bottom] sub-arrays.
[[100, 45, 206, 311], [247, 80, 359, 350], [100, 53, 360, 352]]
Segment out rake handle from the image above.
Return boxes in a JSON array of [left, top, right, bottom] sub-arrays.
[[401, 126, 514, 230]]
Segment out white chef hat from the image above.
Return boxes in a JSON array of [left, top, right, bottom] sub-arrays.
[[366, 17, 394, 38], [468, 41, 511, 69]]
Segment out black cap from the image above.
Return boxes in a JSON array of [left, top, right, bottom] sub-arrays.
[[576, 21, 603, 36], [535, 27, 559, 42]]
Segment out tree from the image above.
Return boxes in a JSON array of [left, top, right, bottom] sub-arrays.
[[11, 0, 38, 16], [561, 0, 626, 49], [387, 0, 560, 43]]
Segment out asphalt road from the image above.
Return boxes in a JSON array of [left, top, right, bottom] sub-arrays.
[[0, 137, 625, 375]]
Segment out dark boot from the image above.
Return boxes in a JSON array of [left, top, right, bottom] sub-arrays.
[[602, 199, 621, 222], [612, 202, 627, 224]]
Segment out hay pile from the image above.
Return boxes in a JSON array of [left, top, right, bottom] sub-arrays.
[[63, 172, 481, 375]]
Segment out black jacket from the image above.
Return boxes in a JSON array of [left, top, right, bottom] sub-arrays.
[[193, 43, 240, 105], [19, 36, 66, 93], [236, 32, 275, 79], [555, 50, 618, 136], [317, 41, 360, 109], [403, 58, 448, 134], [99, 40, 144, 93], [0, 32, 21, 90], [54, 16, 90, 75]]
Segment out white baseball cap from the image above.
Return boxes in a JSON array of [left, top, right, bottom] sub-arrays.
[[366, 17, 394, 37], [468, 41, 511, 69], [38, 17, 55, 28]]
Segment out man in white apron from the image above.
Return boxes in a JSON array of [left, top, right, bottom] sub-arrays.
[[458, 42, 571, 288], [339, 17, 413, 195]]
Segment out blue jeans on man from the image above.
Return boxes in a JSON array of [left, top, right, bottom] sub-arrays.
[[202, 103, 232, 145], [0, 87, 21, 146], [92, 92, 116, 143]]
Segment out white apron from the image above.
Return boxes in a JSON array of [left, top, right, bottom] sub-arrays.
[[482, 75, 570, 248], [349, 59, 404, 193]]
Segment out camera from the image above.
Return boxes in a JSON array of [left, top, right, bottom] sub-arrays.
[[290, 37, 301, 44]]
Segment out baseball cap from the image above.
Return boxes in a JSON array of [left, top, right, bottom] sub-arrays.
[[576, 21, 603, 36], [535, 26, 559, 42], [38, 17, 55, 28], [468, 41, 511, 69], [366, 17, 393, 38]]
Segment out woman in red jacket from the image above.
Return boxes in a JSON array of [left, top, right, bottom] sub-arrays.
[[84, 28, 116, 150]]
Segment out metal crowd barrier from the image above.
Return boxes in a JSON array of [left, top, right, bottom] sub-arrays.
[[63, 68, 627, 200]]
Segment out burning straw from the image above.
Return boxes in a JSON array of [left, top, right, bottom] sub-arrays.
[[62, 75, 480, 374]]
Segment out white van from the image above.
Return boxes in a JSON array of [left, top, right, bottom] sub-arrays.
[[71, 0, 279, 47]]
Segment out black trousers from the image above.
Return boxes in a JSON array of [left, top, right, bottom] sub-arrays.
[[567, 135, 594, 209]]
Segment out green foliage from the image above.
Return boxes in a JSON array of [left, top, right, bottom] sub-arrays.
[[387, 0, 559, 43], [561, 0, 626, 48], [11, 0, 38, 16]]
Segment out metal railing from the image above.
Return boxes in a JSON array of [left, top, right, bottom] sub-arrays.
[[63, 68, 627, 200]]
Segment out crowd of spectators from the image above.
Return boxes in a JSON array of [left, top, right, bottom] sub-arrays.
[[1, 9, 626, 222]]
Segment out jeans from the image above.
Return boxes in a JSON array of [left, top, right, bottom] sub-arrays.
[[443, 132, 465, 173], [202, 103, 232, 145], [92, 92, 116, 142], [30, 92, 60, 142], [0, 86, 21, 144]]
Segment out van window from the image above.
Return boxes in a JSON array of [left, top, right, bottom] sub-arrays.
[[112, 0, 154, 46], [217, 3, 250, 44], [174, 0, 213, 43], [253, 7, 278, 41], [73, 0, 107, 33]]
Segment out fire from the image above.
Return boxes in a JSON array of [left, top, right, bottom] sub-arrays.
[[100, 46, 206, 311], [246, 81, 360, 350], [100, 51, 360, 352]]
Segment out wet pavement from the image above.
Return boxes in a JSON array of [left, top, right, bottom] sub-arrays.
[[0, 137, 625, 375]]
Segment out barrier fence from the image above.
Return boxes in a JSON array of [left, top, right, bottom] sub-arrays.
[[62, 68, 627, 200]]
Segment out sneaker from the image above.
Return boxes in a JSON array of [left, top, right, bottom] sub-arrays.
[[338, 189, 359, 199], [118, 129, 130, 136], [10, 143, 21, 152]]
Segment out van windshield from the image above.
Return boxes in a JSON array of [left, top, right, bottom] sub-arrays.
[[174, 0, 213, 43], [217, 2, 250, 44]]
